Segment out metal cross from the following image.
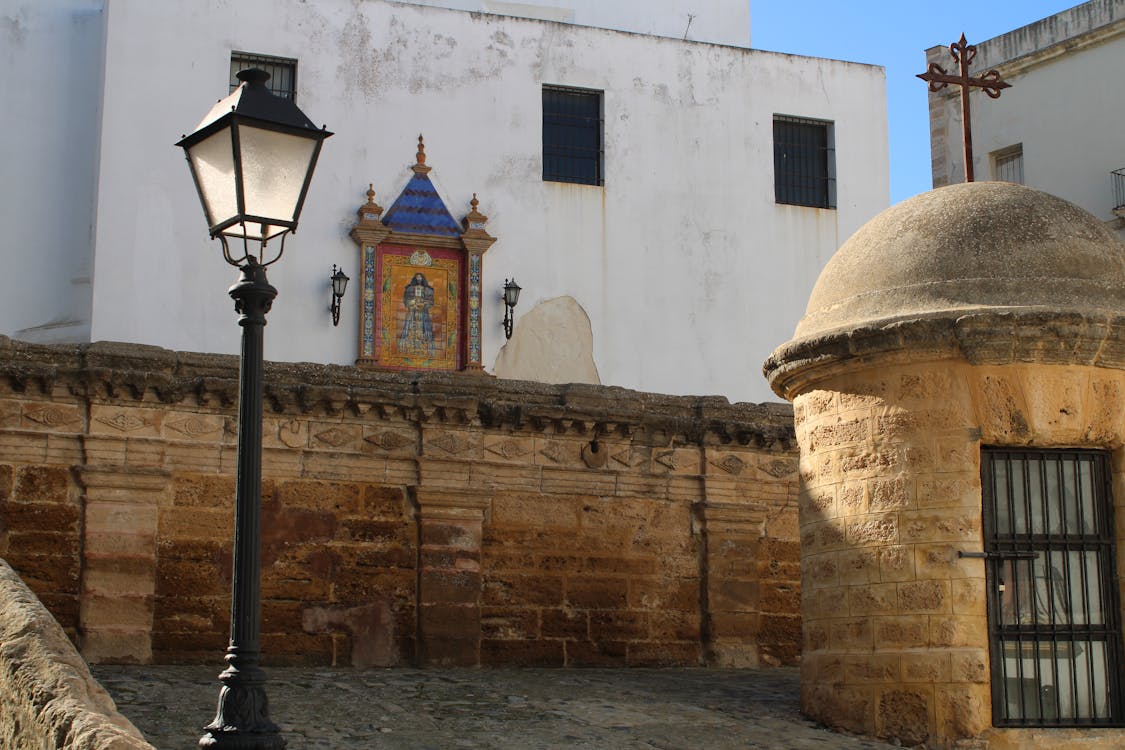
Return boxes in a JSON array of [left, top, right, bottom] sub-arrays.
[[918, 33, 1010, 182]]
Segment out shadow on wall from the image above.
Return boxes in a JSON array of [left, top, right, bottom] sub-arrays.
[[493, 296, 600, 384]]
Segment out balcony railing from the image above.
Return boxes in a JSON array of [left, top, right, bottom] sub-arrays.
[[1113, 168, 1125, 213]]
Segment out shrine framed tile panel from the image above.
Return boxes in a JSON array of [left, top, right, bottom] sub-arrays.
[[375, 245, 462, 371]]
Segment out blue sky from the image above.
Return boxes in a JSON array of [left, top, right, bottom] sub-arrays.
[[751, 1, 1080, 203]]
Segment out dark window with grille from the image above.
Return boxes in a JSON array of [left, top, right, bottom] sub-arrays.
[[230, 52, 297, 101], [543, 85, 603, 185], [982, 449, 1125, 727], [773, 115, 835, 208]]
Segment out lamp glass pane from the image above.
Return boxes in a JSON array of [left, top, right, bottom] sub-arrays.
[[237, 124, 319, 225], [333, 273, 348, 297], [186, 128, 237, 230]]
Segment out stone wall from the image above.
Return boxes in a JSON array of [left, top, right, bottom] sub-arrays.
[[795, 359, 1125, 749], [0, 337, 800, 668], [0, 557, 153, 750]]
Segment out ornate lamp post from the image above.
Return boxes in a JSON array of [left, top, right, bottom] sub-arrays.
[[176, 68, 332, 749]]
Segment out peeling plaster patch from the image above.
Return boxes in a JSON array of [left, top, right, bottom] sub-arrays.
[[493, 296, 600, 385]]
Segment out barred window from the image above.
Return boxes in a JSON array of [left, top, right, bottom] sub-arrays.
[[992, 144, 1024, 184], [773, 115, 835, 209], [543, 85, 603, 186], [230, 52, 297, 101], [982, 449, 1125, 727]]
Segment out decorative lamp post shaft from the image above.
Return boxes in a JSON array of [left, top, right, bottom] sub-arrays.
[[201, 261, 283, 750]]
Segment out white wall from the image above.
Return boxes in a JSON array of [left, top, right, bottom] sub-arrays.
[[397, 0, 751, 47], [927, 4, 1125, 233], [0, 1, 104, 343], [36, 0, 886, 404]]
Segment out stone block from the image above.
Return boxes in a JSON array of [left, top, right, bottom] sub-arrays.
[[950, 648, 989, 683], [876, 686, 934, 747], [589, 611, 648, 640], [491, 493, 579, 529], [879, 544, 916, 582], [804, 587, 848, 620], [808, 418, 870, 451], [276, 480, 362, 514], [614, 473, 668, 499], [481, 638, 564, 666], [950, 577, 987, 615], [935, 683, 991, 739], [930, 615, 988, 648], [5, 529, 80, 559], [869, 476, 915, 512], [846, 514, 899, 546], [565, 639, 627, 666], [469, 461, 542, 492], [421, 519, 481, 549], [804, 551, 839, 590], [566, 576, 628, 609], [419, 602, 481, 640], [845, 653, 902, 684], [648, 609, 700, 641], [79, 593, 154, 629], [157, 506, 230, 541], [838, 482, 868, 515], [628, 641, 700, 666], [829, 616, 873, 651], [482, 573, 563, 607], [163, 442, 223, 473], [873, 615, 928, 649], [837, 547, 879, 585], [805, 621, 829, 651], [540, 468, 617, 496], [420, 569, 482, 605], [901, 652, 952, 683], [155, 557, 229, 598], [81, 629, 153, 664], [915, 543, 982, 580], [262, 632, 335, 666], [898, 579, 950, 614], [799, 485, 836, 520], [917, 475, 979, 509], [900, 509, 981, 543], [847, 582, 898, 616], [1, 499, 80, 533], [5, 553, 80, 592], [89, 406, 163, 439], [12, 465, 71, 504], [82, 556, 156, 596], [480, 606, 539, 640], [759, 581, 798, 614], [709, 611, 760, 639]]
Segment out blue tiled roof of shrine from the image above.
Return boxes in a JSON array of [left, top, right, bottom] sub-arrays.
[[382, 172, 461, 237]]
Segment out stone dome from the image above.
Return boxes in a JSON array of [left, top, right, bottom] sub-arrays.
[[793, 181, 1125, 341]]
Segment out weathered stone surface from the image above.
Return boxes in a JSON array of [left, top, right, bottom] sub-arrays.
[[0, 558, 153, 749], [766, 182, 1125, 748], [0, 337, 801, 671]]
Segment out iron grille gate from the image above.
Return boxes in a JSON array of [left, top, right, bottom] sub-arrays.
[[981, 449, 1125, 727]]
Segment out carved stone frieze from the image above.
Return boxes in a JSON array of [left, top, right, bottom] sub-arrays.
[[0, 336, 795, 447]]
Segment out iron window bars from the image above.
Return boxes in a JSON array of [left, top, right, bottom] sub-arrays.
[[230, 52, 298, 102], [981, 448, 1125, 727], [543, 85, 603, 186], [773, 115, 835, 209]]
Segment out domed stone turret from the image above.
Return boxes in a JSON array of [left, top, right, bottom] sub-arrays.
[[762, 183, 1125, 749], [795, 181, 1125, 341], [766, 182, 1125, 400]]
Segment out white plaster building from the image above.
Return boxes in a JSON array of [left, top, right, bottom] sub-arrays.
[[925, 0, 1125, 237], [1, 0, 888, 404]]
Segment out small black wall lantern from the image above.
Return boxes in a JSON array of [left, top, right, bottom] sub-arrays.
[[502, 278, 521, 339], [330, 265, 349, 326], [177, 67, 331, 750]]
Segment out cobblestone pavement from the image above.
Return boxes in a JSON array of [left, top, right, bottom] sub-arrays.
[[92, 666, 894, 750]]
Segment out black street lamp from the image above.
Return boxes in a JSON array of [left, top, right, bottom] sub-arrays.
[[177, 68, 332, 750]]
